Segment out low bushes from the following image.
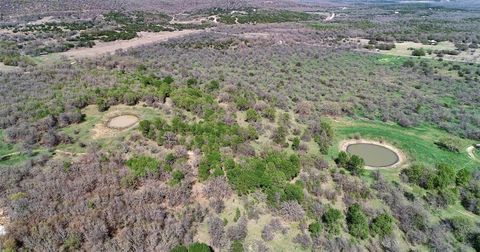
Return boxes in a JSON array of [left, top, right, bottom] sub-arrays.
[[225, 152, 301, 205], [370, 213, 395, 237], [322, 207, 343, 235], [335, 151, 365, 175], [346, 204, 369, 239], [125, 155, 160, 178], [171, 242, 213, 252]]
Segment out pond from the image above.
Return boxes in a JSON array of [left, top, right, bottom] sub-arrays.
[[346, 143, 400, 167], [107, 115, 139, 129]]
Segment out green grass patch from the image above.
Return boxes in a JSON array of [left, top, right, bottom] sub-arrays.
[[0, 130, 14, 157], [376, 55, 408, 66], [0, 130, 32, 167], [58, 104, 172, 154], [330, 118, 477, 170]]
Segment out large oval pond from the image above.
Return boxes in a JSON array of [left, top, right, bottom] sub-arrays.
[[346, 143, 399, 167]]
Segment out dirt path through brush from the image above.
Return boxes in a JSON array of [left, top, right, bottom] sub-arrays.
[[46, 30, 202, 59]]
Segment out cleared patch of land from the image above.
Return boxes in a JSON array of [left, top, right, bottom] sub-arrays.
[[57, 104, 169, 153], [42, 30, 203, 59], [107, 115, 139, 129]]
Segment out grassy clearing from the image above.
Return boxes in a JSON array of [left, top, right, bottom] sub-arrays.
[[329, 118, 477, 171], [58, 104, 166, 153], [330, 119, 480, 241], [0, 130, 29, 167], [0, 130, 14, 157]]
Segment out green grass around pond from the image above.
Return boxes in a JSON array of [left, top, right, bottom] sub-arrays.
[[329, 118, 478, 171], [57, 104, 175, 154]]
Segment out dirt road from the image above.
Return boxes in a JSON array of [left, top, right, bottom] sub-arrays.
[[54, 30, 203, 58]]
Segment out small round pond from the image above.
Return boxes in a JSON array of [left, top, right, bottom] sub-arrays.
[[346, 143, 400, 168], [107, 115, 139, 129]]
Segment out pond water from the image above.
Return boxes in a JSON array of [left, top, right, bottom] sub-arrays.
[[346, 143, 399, 167]]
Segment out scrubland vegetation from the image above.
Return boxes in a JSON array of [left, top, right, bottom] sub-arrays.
[[0, 0, 479, 251]]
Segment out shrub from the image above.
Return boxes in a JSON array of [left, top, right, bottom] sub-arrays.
[[471, 233, 480, 251], [262, 106, 276, 121], [456, 169, 471, 186], [234, 95, 250, 111], [171, 245, 188, 252], [346, 204, 369, 239], [234, 208, 241, 222], [188, 243, 213, 252], [308, 221, 322, 236], [335, 151, 349, 168], [125, 155, 160, 178], [207, 80, 220, 92], [403, 60, 415, 67], [170, 88, 215, 113], [226, 152, 300, 198], [280, 200, 305, 221], [376, 43, 396, 50], [96, 98, 109, 112], [322, 207, 343, 235], [346, 155, 365, 176], [198, 150, 222, 181], [187, 78, 198, 87], [230, 240, 244, 252], [412, 48, 426, 56], [164, 76, 174, 84], [283, 182, 304, 203], [436, 188, 458, 207], [291, 137, 300, 150], [139, 120, 153, 138], [313, 121, 333, 154], [402, 164, 444, 190], [171, 170, 185, 185], [370, 213, 394, 237], [435, 163, 456, 189], [402, 164, 425, 185], [434, 138, 461, 153], [62, 234, 82, 251], [272, 126, 288, 145], [447, 216, 473, 242], [246, 108, 259, 122]]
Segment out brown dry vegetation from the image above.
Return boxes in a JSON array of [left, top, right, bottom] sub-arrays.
[[0, 1, 479, 251]]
